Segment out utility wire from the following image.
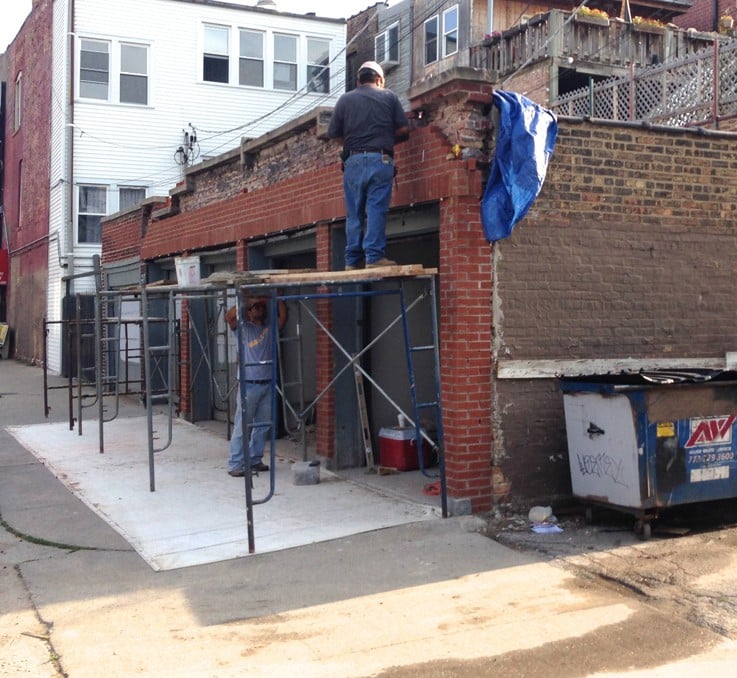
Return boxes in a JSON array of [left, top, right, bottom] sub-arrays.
[[60, 0, 484, 188], [196, 0, 452, 141]]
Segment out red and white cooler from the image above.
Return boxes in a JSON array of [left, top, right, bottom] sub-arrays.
[[378, 426, 431, 471]]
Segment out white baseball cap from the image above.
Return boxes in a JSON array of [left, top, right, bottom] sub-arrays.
[[359, 60, 384, 79]]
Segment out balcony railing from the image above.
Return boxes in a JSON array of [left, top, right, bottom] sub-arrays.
[[470, 10, 716, 82], [551, 37, 737, 127]]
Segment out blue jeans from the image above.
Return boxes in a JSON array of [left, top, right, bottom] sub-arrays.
[[343, 152, 395, 266], [228, 382, 271, 471]]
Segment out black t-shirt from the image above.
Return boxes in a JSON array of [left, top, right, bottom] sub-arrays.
[[327, 85, 408, 154]]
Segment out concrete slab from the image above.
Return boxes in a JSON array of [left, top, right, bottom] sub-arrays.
[[6, 361, 737, 675], [6, 416, 438, 571]]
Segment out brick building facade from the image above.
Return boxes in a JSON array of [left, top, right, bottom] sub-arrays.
[[2, 0, 53, 364], [101, 67, 737, 511]]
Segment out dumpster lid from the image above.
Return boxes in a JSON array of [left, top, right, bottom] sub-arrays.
[[560, 368, 737, 392]]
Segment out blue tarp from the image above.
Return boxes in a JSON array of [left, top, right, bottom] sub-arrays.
[[480, 91, 558, 242]]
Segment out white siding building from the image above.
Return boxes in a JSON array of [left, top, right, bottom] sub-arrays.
[[46, 0, 345, 373]]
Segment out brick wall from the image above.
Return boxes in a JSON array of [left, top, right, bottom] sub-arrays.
[[314, 224, 335, 462], [501, 60, 550, 105], [673, 0, 734, 32], [101, 201, 168, 264], [4, 0, 53, 364], [494, 118, 737, 506], [346, 6, 380, 87]]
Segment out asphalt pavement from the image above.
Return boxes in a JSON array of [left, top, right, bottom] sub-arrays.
[[2, 358, 737, 677]]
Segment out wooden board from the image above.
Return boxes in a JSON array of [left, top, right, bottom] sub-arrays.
[[254, 264, 436, 284], [119, 265, 437, 293]]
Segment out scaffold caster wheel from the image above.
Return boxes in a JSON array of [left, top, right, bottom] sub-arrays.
[[634, 519, 652, 541]]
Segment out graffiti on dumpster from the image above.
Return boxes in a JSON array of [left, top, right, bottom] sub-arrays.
[[576, 451, 627, 486]]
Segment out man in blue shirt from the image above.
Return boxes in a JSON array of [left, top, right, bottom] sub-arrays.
[[328, 61, 409, 270], [225, 297, 287, 476]]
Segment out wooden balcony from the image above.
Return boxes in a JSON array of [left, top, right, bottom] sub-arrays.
[[470, 10, 716, 90]]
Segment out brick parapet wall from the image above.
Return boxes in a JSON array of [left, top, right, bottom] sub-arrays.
[[102, 200, 168, 264], [140, 121, 481, 261], [142, 165, 345, 259]]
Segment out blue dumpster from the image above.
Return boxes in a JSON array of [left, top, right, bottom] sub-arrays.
[[561, 371, 737, 538]]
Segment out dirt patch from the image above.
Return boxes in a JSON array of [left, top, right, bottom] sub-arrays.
[[481, 501, 737, 640]]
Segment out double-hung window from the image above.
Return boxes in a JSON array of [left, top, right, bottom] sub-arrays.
[[443, 6, 459, 57], [79, 38, 148, 104], [119, 187, 146, 212], [80, 39, 110, 100], [424, 5, 459, 65], [239, 29, 264, 87], [273, 33, 297, 91], [203, 25, 229, 83], [78, 185, 107, 244], [120, 44, 148, 105], [306, 38, 330, 93], [375, 22, 399, 65], [202, 24, 335, 92], [424, 17, 438, 65]]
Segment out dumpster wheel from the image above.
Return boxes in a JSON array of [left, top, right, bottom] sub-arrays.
[[634, 519, 652, 541]]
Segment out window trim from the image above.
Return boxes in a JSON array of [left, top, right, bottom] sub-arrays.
[[17, 160, 24, 230], [119, 42, 149, 105], [273, 32, 298, 92], [238, 28, 265, 88], [203, 24, 230, 84], [201, 22, 335, 92], [442, 5, 459, 58], [375, 21, 400, 66], [424, 5, 459, 65], [79, 38, 111, 101], [78, 36, 151, 106], [118, 186, 147, 213], [13, 72, 22, 131], [77, 184, 108, 245], [424, 16, 439, 65], [306, 36, 330, 93]]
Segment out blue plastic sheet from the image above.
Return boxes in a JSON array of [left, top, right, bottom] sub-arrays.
[[481, 91, 558, 242]]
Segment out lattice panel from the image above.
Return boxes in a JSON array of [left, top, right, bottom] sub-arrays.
[[718, 43, 737, 117], [551, 39, 737, 128]]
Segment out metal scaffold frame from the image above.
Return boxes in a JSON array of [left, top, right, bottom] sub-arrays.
[[235, 270, 448, 555], [47, 267, 447, 554]]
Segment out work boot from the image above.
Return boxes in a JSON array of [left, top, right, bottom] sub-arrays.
[[366, 258, 397, 268]]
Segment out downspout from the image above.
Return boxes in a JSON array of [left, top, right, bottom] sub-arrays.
[[488, 0, 494, 33], [65, 0, 75, 276]]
